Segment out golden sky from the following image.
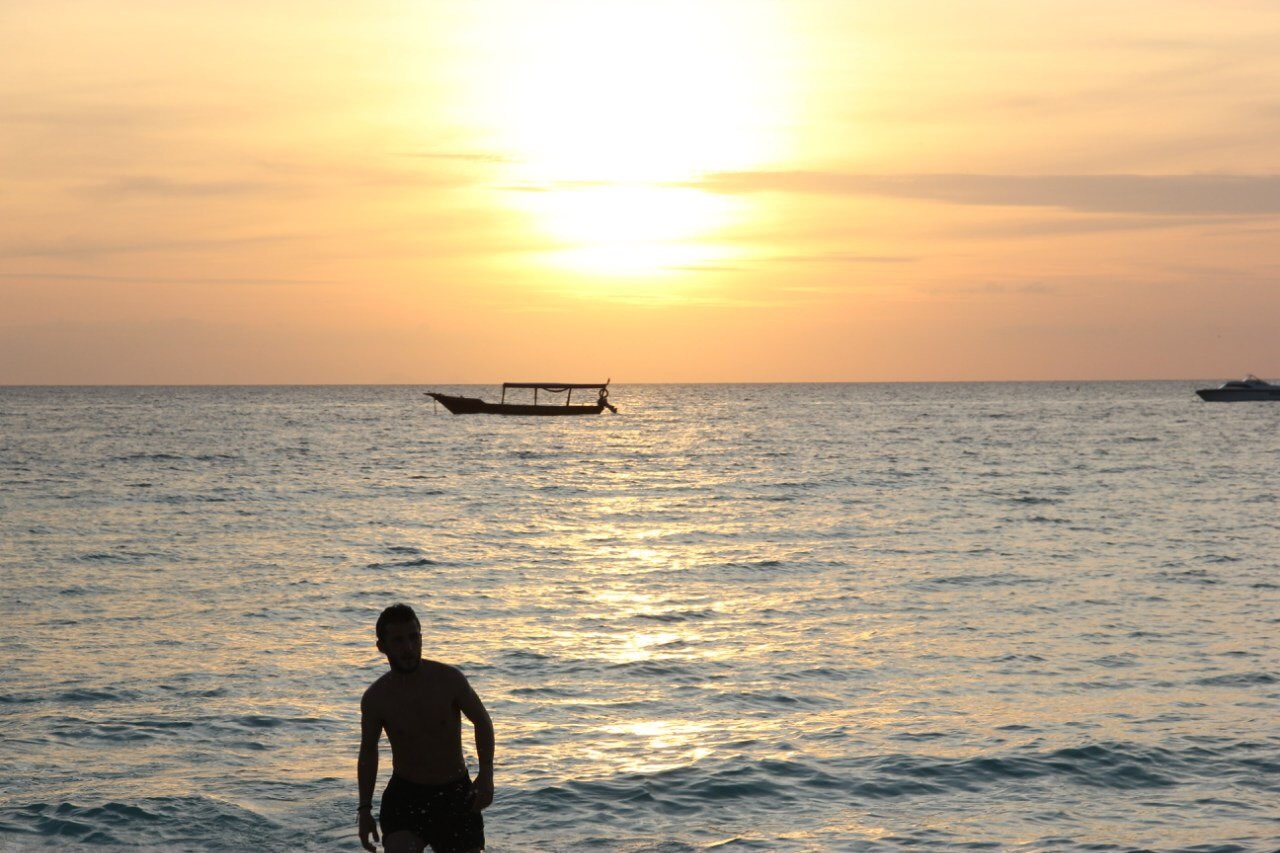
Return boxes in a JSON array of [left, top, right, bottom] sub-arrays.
[[3, 0, 1279, 383]]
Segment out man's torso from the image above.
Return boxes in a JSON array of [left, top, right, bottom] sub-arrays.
[[370, 660, 468, 784]]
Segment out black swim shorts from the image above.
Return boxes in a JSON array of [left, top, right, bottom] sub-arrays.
[[379, 773, 485, 853]]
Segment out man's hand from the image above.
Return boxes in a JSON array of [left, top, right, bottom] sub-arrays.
[[358, 809, 380, 851], [470, 767, 494, 812]]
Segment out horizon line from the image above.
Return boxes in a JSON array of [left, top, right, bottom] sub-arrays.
[[0, 377, 1247, 388]]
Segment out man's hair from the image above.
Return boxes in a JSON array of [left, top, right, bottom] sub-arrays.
[[376, 603, 419, 641]]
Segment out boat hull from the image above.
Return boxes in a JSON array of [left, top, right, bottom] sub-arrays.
[[427, 392, 606, 416], [1196, 388, 1280, 402]]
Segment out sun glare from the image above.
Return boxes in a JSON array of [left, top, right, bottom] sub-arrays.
[[516, 184, 740, 276], [469, 1, 787, 278]]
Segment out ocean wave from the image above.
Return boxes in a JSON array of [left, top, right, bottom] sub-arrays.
[[1193, 672, 1277, 687], [508, 686, 580, 698], [1087, 653, 1140, 669], [604, 661, 698, 679], [1157, 568, 1223, 584], [916, 572, 1049, 588], [504, 739, 1253, 828], [151, 493, 247, 504], [775, 666, 853, 681], [722, 691, 838, 711], [42, 710, 330, 748], [73, 551, 166, 564], [853, 739, 1273, 797], [992, 654, 1047, 663], [157, 685, 228, 698], [54, 688, 144, 703], [632, 608, 719, 623], [510, 759, 839, 820], [719, 560, 786, 571], [109, 453, 185, 463], [0, 797, 280, 850], [499, 649, 552, 666], [365, 557, 440, 569]]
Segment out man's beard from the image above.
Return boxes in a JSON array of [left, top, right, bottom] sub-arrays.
[[389, 655, 420, 674]]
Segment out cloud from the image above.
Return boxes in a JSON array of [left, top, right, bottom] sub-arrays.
[[918, 281, 1064, 297], [0, 233, 304, 262], [766, 252, 918, 265], [495, 179, 614, 193], [79, 175, 284, 198], [667, 263, 748, 273], [0, 101, 207, 133], [0, 272, 329, 286], [955, 214, 1241, 238], [398, 151, 517, 164], [696, 172, 1280, 216]]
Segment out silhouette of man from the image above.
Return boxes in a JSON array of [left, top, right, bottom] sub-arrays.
[[359, 604, 494, 852]]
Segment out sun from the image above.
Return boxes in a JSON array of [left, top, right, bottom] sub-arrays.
[[493, 2, 772, 182], [511, 183, 741, 276], [466, 1, 788, 277]]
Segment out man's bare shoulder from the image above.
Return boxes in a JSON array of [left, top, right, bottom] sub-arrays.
[[417, 653, 463, 676], [419, 659, 468, 685], [361, 672, 396, 709]]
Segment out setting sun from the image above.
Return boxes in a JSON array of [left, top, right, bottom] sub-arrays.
[[513, 185, 742, 277], [466, 1, 788, 276], [479, 1, 783, 181]]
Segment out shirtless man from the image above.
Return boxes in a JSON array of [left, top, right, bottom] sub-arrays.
[[359, 604, 494, 853]]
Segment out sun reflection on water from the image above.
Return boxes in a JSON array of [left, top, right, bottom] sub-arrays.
[[589, 720, 716, 775]]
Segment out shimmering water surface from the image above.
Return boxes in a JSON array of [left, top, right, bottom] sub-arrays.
[[1, 383, 1277, 852]]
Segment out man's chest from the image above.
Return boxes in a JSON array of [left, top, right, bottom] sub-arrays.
[[383, 689, 458, 734]]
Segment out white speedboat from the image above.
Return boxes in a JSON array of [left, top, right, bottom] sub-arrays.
[[1195, 375, 1280, 402]]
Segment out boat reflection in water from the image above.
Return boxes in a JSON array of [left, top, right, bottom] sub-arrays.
[[426, 381, 617, 416], [1195, 375, 1280, 402]]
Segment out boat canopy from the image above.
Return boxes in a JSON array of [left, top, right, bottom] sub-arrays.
[[499, 380, 612, 407], [502, 381, 609, 391]]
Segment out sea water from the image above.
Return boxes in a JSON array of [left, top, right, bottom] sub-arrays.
[[0, 383, 1277, 852]]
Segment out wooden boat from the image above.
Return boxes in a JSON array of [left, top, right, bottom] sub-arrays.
[[425, 381, 617, 416]]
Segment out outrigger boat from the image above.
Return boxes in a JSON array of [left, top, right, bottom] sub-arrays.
[[425, 381, 617, 416]]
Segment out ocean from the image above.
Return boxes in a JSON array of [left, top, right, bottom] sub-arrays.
[[0, 382, 1277, 852]]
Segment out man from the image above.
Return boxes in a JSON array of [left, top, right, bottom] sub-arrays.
[[359, 604, 495, 853]]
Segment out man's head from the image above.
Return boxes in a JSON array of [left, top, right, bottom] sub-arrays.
[[376, 603, 422, 674]]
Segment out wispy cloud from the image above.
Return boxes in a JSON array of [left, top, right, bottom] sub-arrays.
[[918, 281, 1064, 297], [78, 175, 285, 199], [0, 101, 207, 132], [697, 172, 1280, 216], [667, 263, 748, 273], [655, 252, 916, 274], [766, 252, 918, 265], [955, 214, 1243, 238], [0, 233, 305, 262], [397, 150, 517, 164], [0, 271, 330, 286]]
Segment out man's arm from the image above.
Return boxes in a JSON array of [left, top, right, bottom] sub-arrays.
[[456, 672, 494, 811], [357, 691, 383, 852]]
